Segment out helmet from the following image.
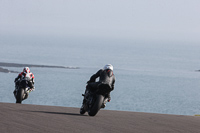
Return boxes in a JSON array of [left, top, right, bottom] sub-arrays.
[[23, 67, 30, 73], [103, 64, 113, 71]]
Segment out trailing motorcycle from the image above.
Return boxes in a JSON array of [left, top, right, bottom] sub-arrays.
[[14, 78, 33, 104], [80, 84, 111, 116]]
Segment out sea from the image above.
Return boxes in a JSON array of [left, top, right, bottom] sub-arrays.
[[0, 35, 200, 116]]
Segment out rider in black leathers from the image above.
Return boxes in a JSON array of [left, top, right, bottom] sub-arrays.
[[82, 64, 115, 107]]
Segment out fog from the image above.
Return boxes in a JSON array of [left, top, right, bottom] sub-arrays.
[[0, 0, 200, 44]]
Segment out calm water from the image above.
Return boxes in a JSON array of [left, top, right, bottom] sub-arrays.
[[0, 35, 200, 115]]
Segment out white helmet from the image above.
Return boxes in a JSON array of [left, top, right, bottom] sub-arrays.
[[23, 67, 30, 73], [103, 64, 113, 71]]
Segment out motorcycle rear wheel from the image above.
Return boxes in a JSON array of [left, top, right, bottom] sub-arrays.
[[88, 95, 104, 116]]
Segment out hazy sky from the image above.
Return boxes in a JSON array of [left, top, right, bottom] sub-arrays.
[[0, 0, 200, 44]]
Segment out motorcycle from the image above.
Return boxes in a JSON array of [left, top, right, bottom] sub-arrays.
[[80, 83, 111, 116], [14, 78, 33, 104]]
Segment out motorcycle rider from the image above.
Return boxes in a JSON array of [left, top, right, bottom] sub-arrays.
[[82, 64, 115, 108], [13, 67, 35, 96]]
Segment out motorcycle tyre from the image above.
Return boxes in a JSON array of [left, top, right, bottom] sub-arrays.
[[16, 88, 24, 104], [88, 95, 104, 116]]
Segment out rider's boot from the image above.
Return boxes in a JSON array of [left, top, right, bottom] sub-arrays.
[[101, 98, 108, 108], [101, 93, 111, 108], [24, 92, 29, 99]]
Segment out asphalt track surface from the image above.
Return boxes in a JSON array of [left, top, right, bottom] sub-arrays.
[[1, 102, 200, 133]]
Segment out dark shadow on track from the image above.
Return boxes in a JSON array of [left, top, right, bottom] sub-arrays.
[[30, 110, 87, 116]]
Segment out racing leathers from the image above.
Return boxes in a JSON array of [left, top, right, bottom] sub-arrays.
[[83, 68, 115, 105], [14, 72, 35, 94]]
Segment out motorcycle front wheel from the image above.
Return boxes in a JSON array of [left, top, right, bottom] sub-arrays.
[[16, 88, 24, 104]]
